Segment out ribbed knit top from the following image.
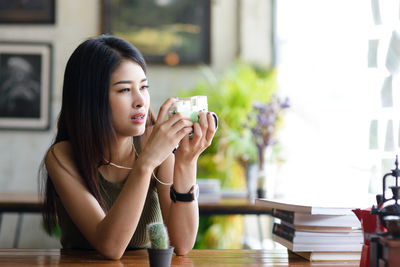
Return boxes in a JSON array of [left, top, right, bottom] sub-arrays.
[[56, 173, 163, 250]]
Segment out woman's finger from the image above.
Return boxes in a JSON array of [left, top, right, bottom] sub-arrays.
[[190, 123, 202, 144], [205, 112, 216, 142], [198, 111, 208, 132], [176, 127, 193, 141], [163, 112, 193, 131], [179, 128, 190, 148], [156, 97, 177, 124], [170, 117, 193, 134]]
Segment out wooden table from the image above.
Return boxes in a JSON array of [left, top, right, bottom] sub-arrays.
[[0, 193, 271, 215], [0, 192, 41, 212], [199, 197, 271, 215], [0, 193, 271, 248], [0, 249, 359, 266]]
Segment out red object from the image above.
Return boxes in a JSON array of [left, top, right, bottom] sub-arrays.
[[353, 208, 385, 243], [359, 244, 369, 267], [352, 208, 386, 267]]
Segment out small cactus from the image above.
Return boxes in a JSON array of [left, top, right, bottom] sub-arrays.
[[147, 222, 169, 249]]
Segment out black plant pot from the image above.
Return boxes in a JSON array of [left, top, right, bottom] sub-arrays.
[[147, 246, 174, 267]]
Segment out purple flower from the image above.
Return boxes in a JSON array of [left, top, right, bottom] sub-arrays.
[[247, 95, 290, 154]]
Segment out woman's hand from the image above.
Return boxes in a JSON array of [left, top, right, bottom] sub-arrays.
[[174, 111, 217, 165], [139, 98, 193, 170]]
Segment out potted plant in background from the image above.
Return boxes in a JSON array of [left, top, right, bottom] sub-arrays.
[[179, 61, 278, 190], [178, 61, 281, 249], [147, 222, 174, 267], [245, 96, 290, 199]]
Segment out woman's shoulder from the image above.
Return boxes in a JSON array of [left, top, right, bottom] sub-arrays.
[[46, 141, 73, 160], [45, 141, 79, 180]]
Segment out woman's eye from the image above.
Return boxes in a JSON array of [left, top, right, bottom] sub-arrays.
[[118, 88, 130, 93], [141, 85, 149, 90]]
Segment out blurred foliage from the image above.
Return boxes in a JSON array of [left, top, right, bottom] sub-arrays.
[[179, 62, 278, 189], [180, 62, 278, 249], [195, 215, 244, 249]]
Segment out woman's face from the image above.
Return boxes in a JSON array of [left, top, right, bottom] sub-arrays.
[[109, 59, 150, 137]]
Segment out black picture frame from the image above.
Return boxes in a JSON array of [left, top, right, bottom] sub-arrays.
[[101, 0, 210, 65], [0, 0, 55, 24], [0, 42, 52, 130]]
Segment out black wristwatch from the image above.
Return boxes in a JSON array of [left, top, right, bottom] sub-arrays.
[[170, 184, 199, 203]]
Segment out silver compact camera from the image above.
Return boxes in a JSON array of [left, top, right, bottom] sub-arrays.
[[168, 96, 218, 128]]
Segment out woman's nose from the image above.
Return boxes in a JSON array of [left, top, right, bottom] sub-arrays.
[[132, 89, 145, 108]]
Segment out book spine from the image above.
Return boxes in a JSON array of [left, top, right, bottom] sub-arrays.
[[273, 208, 295, 224], [272, 222, 295, 242]]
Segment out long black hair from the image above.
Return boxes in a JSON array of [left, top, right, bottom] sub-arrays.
[[39, 35, 155, 234]]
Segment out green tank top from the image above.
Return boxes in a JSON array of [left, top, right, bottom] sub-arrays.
[[56, 173, 163, 249]]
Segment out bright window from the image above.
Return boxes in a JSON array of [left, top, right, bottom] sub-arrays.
[[274, 0, 400, 200]]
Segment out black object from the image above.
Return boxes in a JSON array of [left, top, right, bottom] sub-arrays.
[[147, 246, 174, 267], [257, 188, 266, 199], [371, 155, 400, 233], [170, 185, 199, 203], [369, 155, 400, 266], [211, 112, 218, 129], [368, 234, 381, 267]]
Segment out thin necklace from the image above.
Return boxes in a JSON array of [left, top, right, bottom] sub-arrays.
[[104, 143, 172, 186], [108, 161, 133, 170]]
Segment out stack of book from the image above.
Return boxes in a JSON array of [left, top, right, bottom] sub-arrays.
[[255, 198, 364, 261]]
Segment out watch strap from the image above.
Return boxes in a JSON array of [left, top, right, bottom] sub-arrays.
[[170, 185, 196, 203]]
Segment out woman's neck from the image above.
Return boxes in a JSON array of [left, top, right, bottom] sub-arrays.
[[108, 137, 134, 163], [100, 137, 135, 183]]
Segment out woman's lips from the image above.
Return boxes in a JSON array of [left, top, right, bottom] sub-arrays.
[[131, 113, 146, 124]]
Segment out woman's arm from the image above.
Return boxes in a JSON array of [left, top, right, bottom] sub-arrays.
[[46, 142, 153, 260], [155, 153, 199, 256], [156, 111, 216, 255]]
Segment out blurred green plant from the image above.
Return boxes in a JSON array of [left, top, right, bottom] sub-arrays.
[[179, 61, 278, 249], [179, 61, 278, 189], [195, 215, 244, 249]]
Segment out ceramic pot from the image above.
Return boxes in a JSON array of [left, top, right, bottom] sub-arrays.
[[147, 246, 174, 267]]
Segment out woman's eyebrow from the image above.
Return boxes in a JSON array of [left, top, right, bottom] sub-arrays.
[[113, 78, 147, 86]]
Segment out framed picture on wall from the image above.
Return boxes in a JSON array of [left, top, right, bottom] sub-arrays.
[[0, 0, 56, 24], [101, 0, 210, 65], [0, 42, 52, 130]]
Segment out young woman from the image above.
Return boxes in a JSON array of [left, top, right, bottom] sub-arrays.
[[40, 35, 216, 260]]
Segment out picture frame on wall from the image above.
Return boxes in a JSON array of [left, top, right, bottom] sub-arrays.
[[0, 42, 52, 130], [0, 0, 56, 24], [101, 0, 210, 65]]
